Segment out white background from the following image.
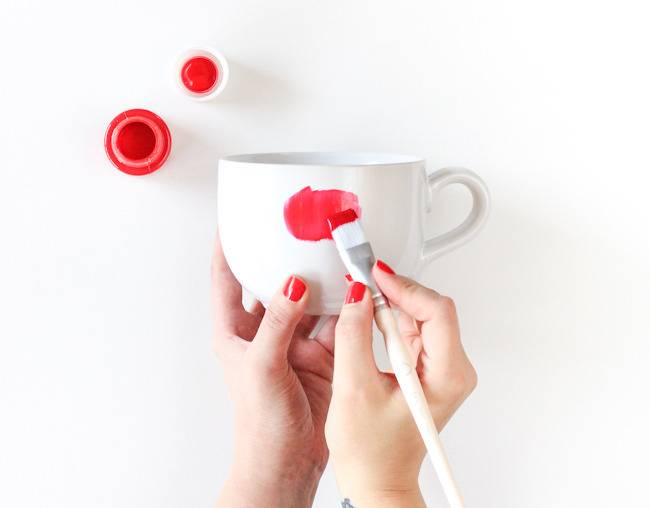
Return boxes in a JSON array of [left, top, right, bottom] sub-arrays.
[[1, 0, 649, 507]]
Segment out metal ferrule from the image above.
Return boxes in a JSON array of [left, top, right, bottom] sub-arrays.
[[340, 242, 389, 311], [372, 293, 390, 312]]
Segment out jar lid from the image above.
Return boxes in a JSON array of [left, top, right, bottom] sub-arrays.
[[104, 109, 172, 175]]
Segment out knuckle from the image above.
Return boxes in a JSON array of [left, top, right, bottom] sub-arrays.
[[430, 295, 457, 323], [400, 279, 440, 316], [445, 367, 477, 400], [264, 304, 292, 331], [401, 279, 421, 297], [333, 381, 372, 406], [438, 296, 457, 317], [466, 365, 478, 393]]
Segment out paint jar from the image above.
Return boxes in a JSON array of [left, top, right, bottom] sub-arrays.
[[104, 109, 172, 175], [174, 47, 229, 101]]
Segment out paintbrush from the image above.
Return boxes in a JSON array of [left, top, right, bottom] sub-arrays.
[[327, 208, 464, 508]]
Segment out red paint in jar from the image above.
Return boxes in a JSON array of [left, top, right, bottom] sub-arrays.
[[181, 56, 219, 93], [116, 121, 157, 160]]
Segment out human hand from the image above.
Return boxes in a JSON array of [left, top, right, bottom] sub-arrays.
[[212, 235, 335, 508], [325, 261, 477, 507]]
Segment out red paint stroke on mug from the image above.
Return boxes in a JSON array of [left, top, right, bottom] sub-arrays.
[[284, 186, 361, 241]]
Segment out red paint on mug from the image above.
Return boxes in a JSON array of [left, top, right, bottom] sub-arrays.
[[181, 56, 218, 93], [284, 186, 361, 241], [327, 208, 359, 232]]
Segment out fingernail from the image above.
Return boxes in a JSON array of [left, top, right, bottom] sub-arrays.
[[344, 273, 353, 282], [283, 276, 306, 302], [345, 281, 366, 304], [376, 259, 395, 275]]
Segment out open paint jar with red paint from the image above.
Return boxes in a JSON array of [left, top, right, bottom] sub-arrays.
[[104, 109, 172, 175], [174, 47, 229, 101]]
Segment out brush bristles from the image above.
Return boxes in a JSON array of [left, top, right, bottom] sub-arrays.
[[327, 209, 359, 231], [331, 218, 367, 250]]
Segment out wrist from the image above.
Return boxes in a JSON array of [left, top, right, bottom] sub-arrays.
[[340, 488, 426, 508], [333, 460, 422, 506], [218, 473, 317, 508], [218, 453, 324, 508], [336, 470, 423, 508]]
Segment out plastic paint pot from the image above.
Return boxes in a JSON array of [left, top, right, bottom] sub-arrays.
[[104, 109, 172, 175], [174, 47, 229, 101]]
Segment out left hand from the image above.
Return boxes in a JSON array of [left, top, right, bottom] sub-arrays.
[[212, 234, 336, 508]]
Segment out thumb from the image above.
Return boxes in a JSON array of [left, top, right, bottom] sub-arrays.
[[333, 282, 379, 389]]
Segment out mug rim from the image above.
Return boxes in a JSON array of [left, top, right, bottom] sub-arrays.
[[221, 151, 424, 167]]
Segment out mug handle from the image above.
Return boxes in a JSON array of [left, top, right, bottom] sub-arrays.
[[421, 167, 491, 262]]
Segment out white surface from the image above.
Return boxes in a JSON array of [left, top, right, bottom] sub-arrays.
[[1, 1, 648, 507]]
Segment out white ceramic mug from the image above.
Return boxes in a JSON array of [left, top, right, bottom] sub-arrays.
[[218, 152, 490, 315]]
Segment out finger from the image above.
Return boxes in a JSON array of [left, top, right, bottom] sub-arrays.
[[373, 261, 441, 321], [397, 307, 421, 339], [247, 300, 319, 332], [373, 261, 459, 341], [251, 275, 309, 364], [394, 307, 423, 361], [211, 232, 245, 331], [333, 282, 379, 387], [373, 261, 463, 386], [417, 295, 462, 364]]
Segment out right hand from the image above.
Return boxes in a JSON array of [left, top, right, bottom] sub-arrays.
[[325, 260, 477, 507]]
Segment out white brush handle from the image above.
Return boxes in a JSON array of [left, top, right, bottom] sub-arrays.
[[375, 307, 465, 508]]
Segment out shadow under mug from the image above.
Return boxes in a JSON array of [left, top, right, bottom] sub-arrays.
[[218, 152, 490, 315]]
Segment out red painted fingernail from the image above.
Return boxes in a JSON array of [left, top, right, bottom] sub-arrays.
[[344, 273, 353, 282], [376, 259, 395, 275], [283, 276, 306, 302], [345, 282, 366, 304]]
